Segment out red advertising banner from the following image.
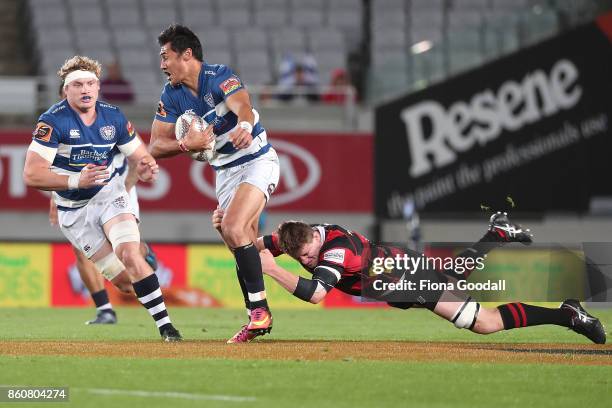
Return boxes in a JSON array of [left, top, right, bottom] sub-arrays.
[[51, 243, 90, 306], [50, 242, 187, 306], [1, 131, 372, 212]]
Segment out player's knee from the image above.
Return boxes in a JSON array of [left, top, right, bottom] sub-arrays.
[[450, 297, 481, 331], [93, 252, 125, 281], [221, 218, 248, 245], [116, 245, 141, 268], [115, 245, 151, 281]]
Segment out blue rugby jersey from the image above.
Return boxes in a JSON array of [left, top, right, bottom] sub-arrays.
[[154, 63, 271, 169], [31, 99, 139, 210]]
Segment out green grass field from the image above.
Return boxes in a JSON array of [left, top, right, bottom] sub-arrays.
[[0, 307, 610, 408]]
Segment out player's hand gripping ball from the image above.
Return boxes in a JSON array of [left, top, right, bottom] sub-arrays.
[[175, 112, 216, 162]]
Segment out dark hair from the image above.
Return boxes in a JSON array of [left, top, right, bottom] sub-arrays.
[[277, 221, 313, 257], [158, 24, 203, 61]]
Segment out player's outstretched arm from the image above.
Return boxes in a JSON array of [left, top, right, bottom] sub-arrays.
[[125, 143, 159, 183], [212, 206, 234, 250], [213, 206, 268, 252], [212, 206, 224, 234], [124, 164, 139, 191], [48, 197, 58, 226], [23, 150, 109, 191], [122, 132, 144, 192], [124, 157, 139, 192], [260, 249, 327, 304]]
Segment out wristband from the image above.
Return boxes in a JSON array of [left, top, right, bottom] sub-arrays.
[[293, 276, 318, 301], [239, 121, 253, 134], [67, 173, 80, 190], [178, 139, 190, 152]]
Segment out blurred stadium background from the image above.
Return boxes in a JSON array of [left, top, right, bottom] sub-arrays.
[[2, 0, 612, 307], [0, 2, 611, 407]]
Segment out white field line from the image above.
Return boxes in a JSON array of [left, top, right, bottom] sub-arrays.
[[74, 387, 256, 402]]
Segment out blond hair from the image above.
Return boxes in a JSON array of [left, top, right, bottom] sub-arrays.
[[57, 55, 102, 81]]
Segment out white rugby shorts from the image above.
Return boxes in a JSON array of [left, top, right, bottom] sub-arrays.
[[117, 170, 140, 221], [58, 176, 138, 258], [215, 148, 280, 210]]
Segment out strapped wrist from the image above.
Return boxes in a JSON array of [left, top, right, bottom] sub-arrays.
[[67, 173, 80, 190], [239, 121, 253, 134]]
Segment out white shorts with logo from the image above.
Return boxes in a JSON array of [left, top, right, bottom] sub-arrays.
[[215, 148, 280, 210], [128, 186, 139, 220], [58, 176, 138, 259], [116, 165, 140, 220]]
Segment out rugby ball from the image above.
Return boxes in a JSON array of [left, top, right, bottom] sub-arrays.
[[175, 112, 216, 162]]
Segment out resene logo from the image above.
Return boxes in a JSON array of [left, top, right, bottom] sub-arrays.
[[401, 59, 582, 178]]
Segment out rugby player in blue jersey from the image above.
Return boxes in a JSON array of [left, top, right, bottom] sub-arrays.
[[23, 56, 181, 341], [48, 82, 159, 326], [149, 25, 279, 343]]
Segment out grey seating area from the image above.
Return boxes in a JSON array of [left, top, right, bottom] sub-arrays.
[[29, 0, 604, 106], [368, 0, 601, 102], [28, 0, 361, 106]]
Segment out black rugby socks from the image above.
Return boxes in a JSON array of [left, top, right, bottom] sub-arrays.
[[234, 243, 269, 310]]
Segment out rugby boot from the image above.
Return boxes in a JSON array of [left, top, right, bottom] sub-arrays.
[[160, 325, 183, 342], [489, 211, 533, 243], [85, 309, 117, 325], [246, 307, 273, 336], [561, 299, 606, 344], [227, 324, 262, 344]]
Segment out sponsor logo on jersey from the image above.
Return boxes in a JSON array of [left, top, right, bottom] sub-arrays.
[[127, 121, 135, 137], [184, 109, 195, 115], [220, 77, 242, 95], [99, 103, 117, 110], [204, 93, 215, 107], [322, 248, 345, 265], [204, 70, 216, 76], [51, 105, 66, 114], [70, 147, 110, 166], [156, 100, 167, 117], [69, 129, 80, 138], [33, 122, 53, 142], [99, 125, 116, 140]]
